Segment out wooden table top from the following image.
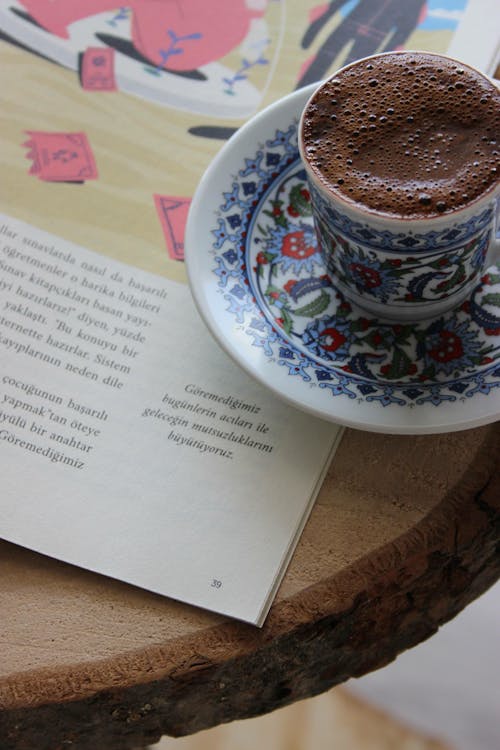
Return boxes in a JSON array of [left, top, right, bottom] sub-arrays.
[[1, 424, 499, 749]]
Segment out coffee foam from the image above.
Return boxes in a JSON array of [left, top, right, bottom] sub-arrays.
[[301, 52, 500, 217]]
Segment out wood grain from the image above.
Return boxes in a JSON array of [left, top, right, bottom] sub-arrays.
[[1, 424, 498, 749]]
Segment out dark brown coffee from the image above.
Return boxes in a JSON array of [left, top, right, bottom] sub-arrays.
[[301, 52, 500, 218]]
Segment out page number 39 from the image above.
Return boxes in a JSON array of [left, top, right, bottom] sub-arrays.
[[211, 579, 222, 589]]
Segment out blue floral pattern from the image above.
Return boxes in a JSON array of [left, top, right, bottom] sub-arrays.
[[312, 187, 493, 308], [210, 122, 500, 408], [309, 182, 493, 252]]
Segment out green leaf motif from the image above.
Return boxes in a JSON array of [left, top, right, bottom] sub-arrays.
[[263, 199, 288, 229], [429, 258, 450, 270], [433, 264, 466, 293], [350, 318, 370, 333], [421, 363, 436, 381], [265, 283, 281, 298], [292, 289, 330, 318], [289, 184, 312, 216], [381, 347, 414, 380], [275, 213, 288, 229], [281, 308, 294, 336], [482, 293, 500, 307], [392, 325, 414, 346]]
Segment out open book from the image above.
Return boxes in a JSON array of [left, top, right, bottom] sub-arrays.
[[1, 0, 498, 626], [0, 214, 342, 626]]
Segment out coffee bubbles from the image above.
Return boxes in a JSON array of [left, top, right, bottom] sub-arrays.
[[301, 52, 500, 218]]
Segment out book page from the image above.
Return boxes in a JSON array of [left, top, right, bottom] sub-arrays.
[[1, 0, 493, 626], [0, 214, 341, 625]]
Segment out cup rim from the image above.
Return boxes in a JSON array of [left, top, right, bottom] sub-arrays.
[[298, 49, 500, 224]]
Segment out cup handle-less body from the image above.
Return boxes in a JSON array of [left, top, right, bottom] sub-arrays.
[[300, 64, 500, 321]]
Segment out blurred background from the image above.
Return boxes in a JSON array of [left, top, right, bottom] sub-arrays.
[[153, 582, 499, 750]]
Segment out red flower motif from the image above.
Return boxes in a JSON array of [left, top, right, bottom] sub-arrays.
[[284, 279, 298, 294], [269, 291, 280, 300], [275, 317, 284, 327], [319, 327, 347, 351], [256, 251, 268, 265], [437, 257, 450, 267], [272, 205, 282, 217], [287, 205, 299, 217], [349, 262, 381, 289], [282, 231, 316, 259], [389, 258, 402, 267], [428, 331, 464, 363], [481, 274, 491, 284], [300, 188, 310, 201]]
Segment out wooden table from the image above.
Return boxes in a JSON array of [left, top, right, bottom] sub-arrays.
[[1, 424, 499, 750]]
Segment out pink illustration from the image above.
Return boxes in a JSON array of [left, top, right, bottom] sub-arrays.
[[154, 195, 191, 261], [298, 55, 316, 84], [81, 46, 116, 91], [24, 131, 98, 181], [20, 0, 267, 71], [19, 1, 110, 38], [309, 4, 330, 24]]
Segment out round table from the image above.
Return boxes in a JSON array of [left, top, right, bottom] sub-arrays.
[[1, 424, 499, 750]]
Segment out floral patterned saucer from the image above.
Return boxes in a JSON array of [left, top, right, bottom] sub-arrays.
[[185, 85, 500, 434]]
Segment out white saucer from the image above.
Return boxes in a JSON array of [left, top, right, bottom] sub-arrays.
[[185, 84, 500, 434]]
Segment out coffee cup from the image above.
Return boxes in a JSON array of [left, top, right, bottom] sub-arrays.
[[298, 51, 500, 321]]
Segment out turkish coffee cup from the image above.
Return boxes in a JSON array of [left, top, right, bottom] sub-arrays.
[[298, 51, 500, 321]]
